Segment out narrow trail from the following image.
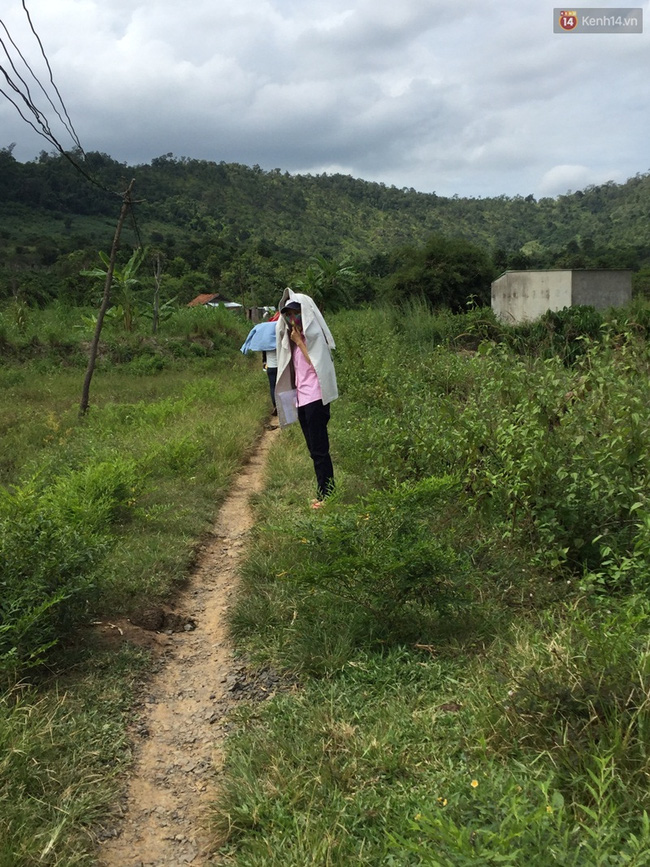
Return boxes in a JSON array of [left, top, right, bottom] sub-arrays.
[[97, 424, 279, 867]]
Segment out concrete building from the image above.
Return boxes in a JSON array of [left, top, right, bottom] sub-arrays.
[[491, 269, 632, 324]]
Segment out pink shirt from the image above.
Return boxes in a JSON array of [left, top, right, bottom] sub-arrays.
[[292, 342, 322, 406]]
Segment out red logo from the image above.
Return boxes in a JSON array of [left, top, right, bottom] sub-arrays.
[[559, 10, 578, 30]]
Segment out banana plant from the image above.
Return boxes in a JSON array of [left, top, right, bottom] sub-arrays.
[[81, 247, 146, 332], [296, 254, 357, 312]]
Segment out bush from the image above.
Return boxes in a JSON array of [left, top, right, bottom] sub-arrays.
[[296, 477, 465, 622], [127, 353, 167, 375], [236, 476, 470, 667], [508, 305, 604, 363], [0, 458, 141, 677]]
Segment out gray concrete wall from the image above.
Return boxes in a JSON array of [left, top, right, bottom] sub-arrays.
[[491, 269, 632, 324], [491, 270, 572, 324], [571, 270, 632, 309]]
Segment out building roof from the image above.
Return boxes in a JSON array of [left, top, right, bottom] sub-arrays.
[[187, 293, 239, 308]]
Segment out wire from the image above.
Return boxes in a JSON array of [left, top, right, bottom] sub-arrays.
[[0, 1, 121, 197], [19, 0, 84, 152], [0, 16, 82, 152]]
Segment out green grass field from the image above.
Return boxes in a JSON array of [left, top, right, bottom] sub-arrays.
[[3, 300, 650, 864], [0, 305, 270, 864], [217, 302, 650, 865]]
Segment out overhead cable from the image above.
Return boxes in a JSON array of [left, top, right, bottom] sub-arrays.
[[0, 1, 121, 197]]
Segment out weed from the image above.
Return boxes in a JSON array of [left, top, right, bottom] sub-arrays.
[[221, 300, 650, 864]]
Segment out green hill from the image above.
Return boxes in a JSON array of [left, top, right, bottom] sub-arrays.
[[1, 146, 649, 307]]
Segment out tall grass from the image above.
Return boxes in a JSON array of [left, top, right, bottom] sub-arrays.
[[0, 300, 250, 367], [1, 351, 268, 678], [0, 644, 151, 867], [5, 299, 650, 863], [218, 300, 650, 864], [0, 303, 272, 862]]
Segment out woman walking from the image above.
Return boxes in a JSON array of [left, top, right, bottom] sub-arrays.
[[274, 289, 338, 507]]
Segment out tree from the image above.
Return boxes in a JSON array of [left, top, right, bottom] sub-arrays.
[[633, 265, 650, 297], [152, 251, 163, 334], [382, 235, 495, 310], [79, 179, 136, 416]]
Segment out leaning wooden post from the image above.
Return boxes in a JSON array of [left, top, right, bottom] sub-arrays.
[[152, 251, 162, 335], [79, 179, 135, 416]]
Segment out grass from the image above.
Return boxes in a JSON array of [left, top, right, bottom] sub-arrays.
[[0, 642, 151, 867], [215, 649, 473, 864], [214, 303, 650, 865], [4, 300, 650, 863], [0, 305, 273, 862]]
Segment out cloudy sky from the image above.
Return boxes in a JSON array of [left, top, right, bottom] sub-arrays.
[[1, 0, 648, 198]]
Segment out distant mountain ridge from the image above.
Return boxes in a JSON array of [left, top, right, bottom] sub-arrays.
[[1, 147, 648, 305]]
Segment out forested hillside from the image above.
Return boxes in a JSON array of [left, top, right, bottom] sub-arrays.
[[1, 145, 649, 308]]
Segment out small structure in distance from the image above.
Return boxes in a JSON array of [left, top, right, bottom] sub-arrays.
[[187, 292, 243, 311], [491, 269, 632, 324]]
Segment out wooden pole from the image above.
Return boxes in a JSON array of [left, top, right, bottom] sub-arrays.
[[152, 251, 162, 335], [79, 179, 135, 416]]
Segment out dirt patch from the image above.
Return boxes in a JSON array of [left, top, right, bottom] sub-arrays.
[[95, 424, 279, 866]]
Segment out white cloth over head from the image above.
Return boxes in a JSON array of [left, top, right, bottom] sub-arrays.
[[274, 289, 338, 428]]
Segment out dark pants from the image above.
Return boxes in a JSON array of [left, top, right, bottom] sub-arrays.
[[298, 399, 334, 500], [266, 367, 278, 408]]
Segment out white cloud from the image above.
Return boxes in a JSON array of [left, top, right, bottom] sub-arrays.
[[0, 0, 649, 197], [536, 164, 623, 198]]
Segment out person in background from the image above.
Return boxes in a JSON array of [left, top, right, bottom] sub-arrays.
[[274, 289, 338, 508], [262, 312, 280, 414], [240, 314, 280, 415]]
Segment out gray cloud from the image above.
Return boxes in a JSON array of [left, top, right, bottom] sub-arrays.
[[1, 0, 649, 198]]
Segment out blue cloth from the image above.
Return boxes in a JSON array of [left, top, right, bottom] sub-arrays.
[[240, 321, 277, 354]]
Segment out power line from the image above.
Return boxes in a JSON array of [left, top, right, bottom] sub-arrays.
[[18, 0, 84, 152], [0, 15, 82, 152], [0, 1, 121, 197]]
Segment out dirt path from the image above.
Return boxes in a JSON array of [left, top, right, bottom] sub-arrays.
[[97, 424, 279, 867]]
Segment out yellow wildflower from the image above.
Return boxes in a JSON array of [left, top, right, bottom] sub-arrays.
[[470, 779, 479, 788]]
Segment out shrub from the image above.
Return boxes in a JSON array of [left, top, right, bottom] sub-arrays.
[[0, 459, 141, 677], [276, 476, 468, 646], [127, 353, 167, 375], [48, 457, 143, 530], [1, 485, 104, 676], [508, 305, 604, 363]]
